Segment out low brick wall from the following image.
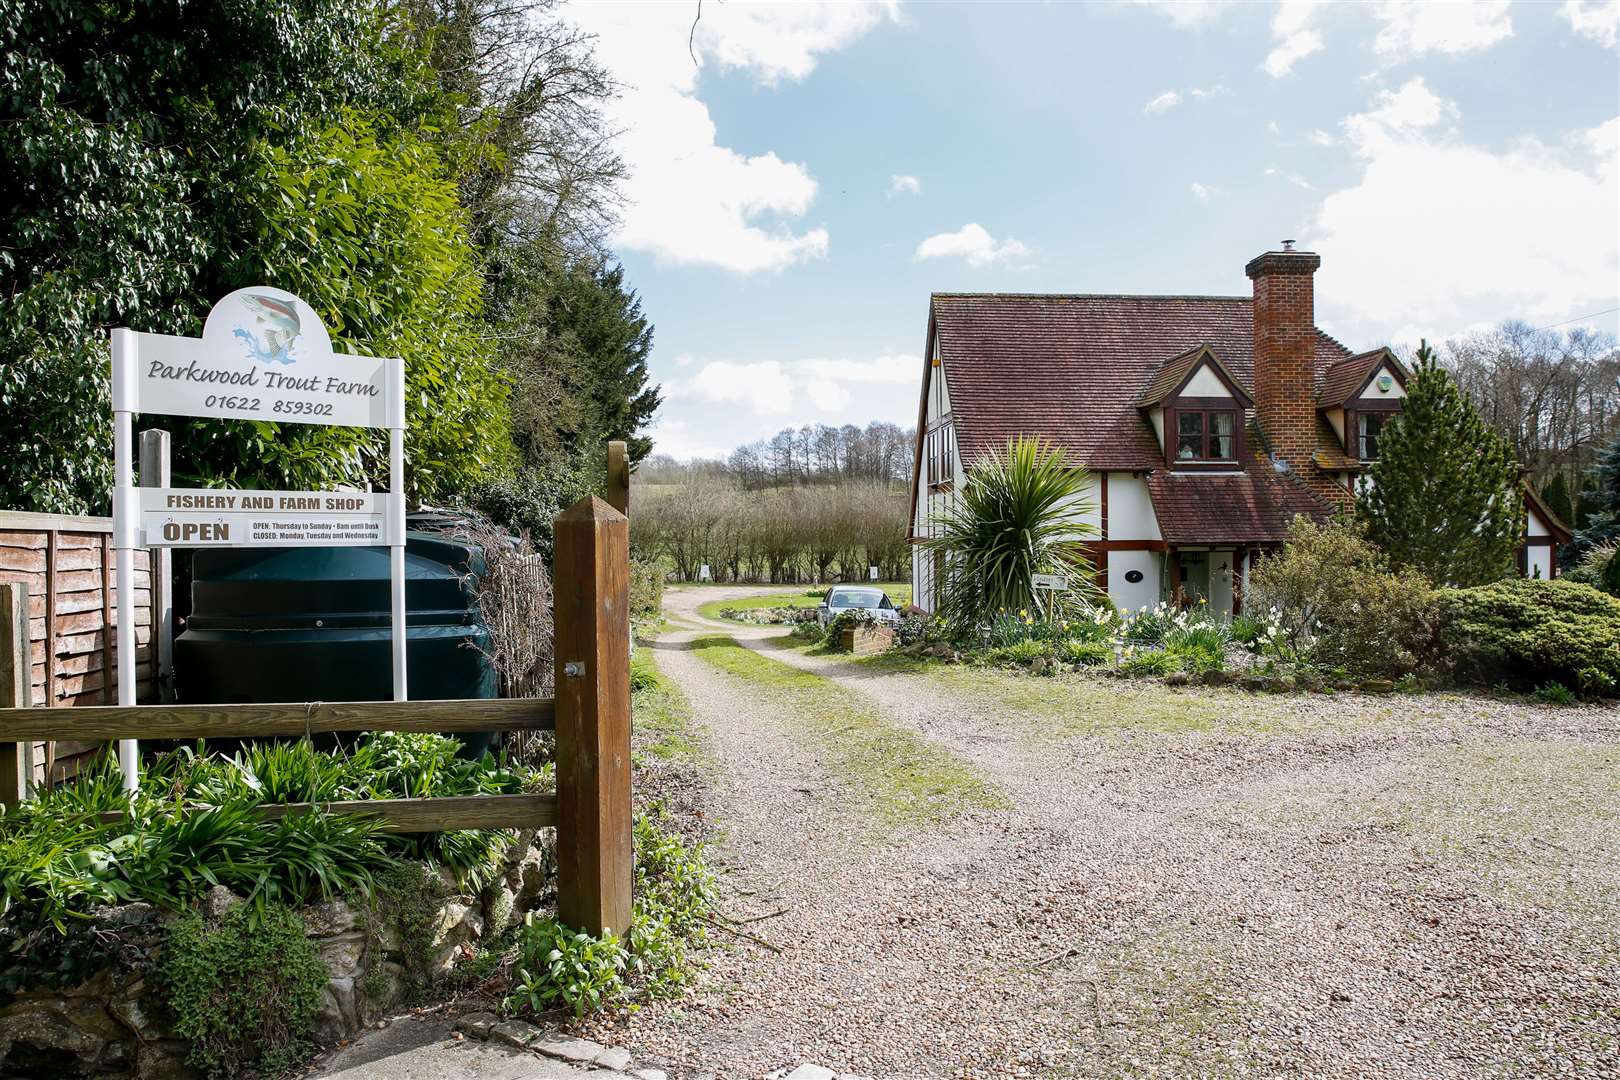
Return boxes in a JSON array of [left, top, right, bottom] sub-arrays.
[[840, 625, 894, 655]]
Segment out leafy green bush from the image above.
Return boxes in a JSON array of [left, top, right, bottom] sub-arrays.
[[984, 639, 1050, 667], [1059, 639, 1111, 666], [0, 733, 536, 933], [627, 807, 715, 995], [790, 621, 825, 642], [1438, 578, 1620, 694], [1248, 518, 1438, 677], [506, 914, 627, 1018], [504, 807, 713, 1017], [1120, 603, 1176, 646], [629, 558, 665, 624], [896, 613, 931, 646], [1566, 542, 1618, 596], [161, 902, 328, 1077], [1168, 640, 1225, 675], [1118, 649, 1175, 677], [1532, 682, 1576, 705], [1230, 615, 1265, 648]]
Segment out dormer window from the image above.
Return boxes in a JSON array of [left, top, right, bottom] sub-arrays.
[[1357, 412, 1384, 460], [1175, 409, 1237, 462]]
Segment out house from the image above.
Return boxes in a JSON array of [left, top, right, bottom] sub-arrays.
[[907, 244, 1570, 616]]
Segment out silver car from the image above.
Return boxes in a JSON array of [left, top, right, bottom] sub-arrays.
[[817, 585, 901, 628]]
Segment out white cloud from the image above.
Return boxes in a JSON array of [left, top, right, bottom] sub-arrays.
[[1189, 85, 1226, 99], [1265, 167, 1316, 190], [913, 223, 1031, 267], [668, 353, 920, 422], [682, 360, 796, 414], [1372, 0, 1512, 58], [1144, 90, 1183, 114], [890, 174, 922, 195], [1562, 0, 1620, 48], [1130, 0, 1233, 28], [1189, 181, 1223, 201], [1307, 128, 1337, 146], [1309, 80, 1619, 343], [1264, 0, 1326, 77], [564, 2, 897, 273]]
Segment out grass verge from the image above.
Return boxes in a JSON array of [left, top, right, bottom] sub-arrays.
[[632, 647, 707, 768], [686, 634, 1004, 830]]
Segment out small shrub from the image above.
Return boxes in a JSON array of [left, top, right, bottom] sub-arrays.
[[1118, 649, 1175, 677], [1577, 666, 1617, 699], [1059, 639, 1111, 666], [895, 613, 931, 647], [506, 915, 627, 1018], [1532, 682, 1576, 705], [1439, 578, 1620, 694], [790, 621, 824, 642], [1230, 614, 1265, 648], [1249, 518, 1438, 677], [1120, 603, 1175, 646], [161, 902, 328, 1078], [984, 638, 1049, 667], [629, 557, 665, 624], [1168, 641, 1224, 675]]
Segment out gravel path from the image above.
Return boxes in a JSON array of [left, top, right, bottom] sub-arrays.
[[601, 586, 1620, 1080]]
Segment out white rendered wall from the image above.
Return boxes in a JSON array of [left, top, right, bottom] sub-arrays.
[[1527, 503, 1550, 537], [1148, 407, 1164, 449], [1109, 550, 1161, 612], [1326, 406, 1345, 442], [1359, 365, 1407, 400], [1183, 364, 1236, 398], [1107, 474, 1161, 540], [1527, 546, 1553, 579]]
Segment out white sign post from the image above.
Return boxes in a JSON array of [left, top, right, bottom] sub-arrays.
[[111, 287, 407, 790]]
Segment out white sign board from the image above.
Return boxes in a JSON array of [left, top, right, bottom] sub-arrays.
[[120, 287, 394, 428], [868, 565, 880, 580], [139, 488, 391, 547], [1031, 572, 1068, 591], [110, 287, 408, 792]]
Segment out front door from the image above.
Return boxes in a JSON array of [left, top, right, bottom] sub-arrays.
[[1178, 551, 1210, 606]]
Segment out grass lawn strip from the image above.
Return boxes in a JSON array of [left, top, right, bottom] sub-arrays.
[[687, 634, 1005, 830], [694, 583, 912, 623], [631, 647, 708, 769]]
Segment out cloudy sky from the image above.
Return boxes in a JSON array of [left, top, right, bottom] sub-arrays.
[[561, 0, 1620, 461]]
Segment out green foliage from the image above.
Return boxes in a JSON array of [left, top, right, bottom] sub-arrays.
[[630, 558, 666, 625], [161, 902, 329, 1078], [465, 450, 601, 564], [1532, 682, 1576, 706], [1059, 639, 1112, 666], [0, 734, 532, 933], [1438, 578, 1620, 694], [984, 638, 1051, 668], [1570, 432, 1620, 562], [506, 915, 627, 1018], [0, 0, 447, 513], [1567, 542, 1619, 595], [921, 438, 1099, 635], [627, 806, 716, 996], [1229, 615, 1265, 648], [1540, 473, 1574, 530], [1248, 518, 1438, 678], [1118, 649, 1176, 677], [1356, 342, 1523, 586]]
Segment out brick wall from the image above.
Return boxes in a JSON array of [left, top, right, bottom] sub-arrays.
[[1246, 250, 1345, 503]]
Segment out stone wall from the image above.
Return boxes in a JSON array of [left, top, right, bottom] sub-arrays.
[[0, 830, 554, 1079]]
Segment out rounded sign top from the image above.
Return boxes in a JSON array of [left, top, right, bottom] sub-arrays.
[[201, 287, 336, 369]]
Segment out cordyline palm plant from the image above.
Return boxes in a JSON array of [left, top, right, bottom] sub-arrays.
[[920, 437, 1099, 634]]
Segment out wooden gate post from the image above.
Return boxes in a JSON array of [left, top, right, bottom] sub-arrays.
[[552, 495, 632, 937], [605, 440, 630, 517], [1, 582, 31, 805]]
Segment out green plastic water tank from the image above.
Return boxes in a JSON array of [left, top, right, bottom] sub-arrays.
[[174, 524, 497, 748]]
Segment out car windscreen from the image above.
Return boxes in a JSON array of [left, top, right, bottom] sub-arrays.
[[828, 588, 886, 608]]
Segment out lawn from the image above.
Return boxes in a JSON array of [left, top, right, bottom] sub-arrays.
[[694, 582, 912, 622]]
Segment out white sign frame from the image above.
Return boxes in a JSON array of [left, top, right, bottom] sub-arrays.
[[1031, 573, 1068, 592], [110, 287, 408, 790]]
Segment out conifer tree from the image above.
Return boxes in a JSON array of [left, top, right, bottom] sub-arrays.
[[1568, 432, 1620, 563], [1540, 473, 1574, 529], [1356, 341, 1522, 585]]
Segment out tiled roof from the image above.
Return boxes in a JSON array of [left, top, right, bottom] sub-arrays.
[[1135, 344, 1253, 408], [1146, 457, 1333, 545], [1313, 414, 1361, 471], [932, 293, 1353, 471], [1318, 348, 1399, 408]]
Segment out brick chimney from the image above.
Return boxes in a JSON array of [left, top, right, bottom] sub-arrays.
[[1246, 242, 1336, 499]]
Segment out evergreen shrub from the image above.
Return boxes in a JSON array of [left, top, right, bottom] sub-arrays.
[[1438, 579, 1620, 695]]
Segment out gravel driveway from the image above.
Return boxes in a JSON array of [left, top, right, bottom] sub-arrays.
[[600, 586, 1619, 1080]]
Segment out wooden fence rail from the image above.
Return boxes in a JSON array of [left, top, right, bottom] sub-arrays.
[[0, 488, 633, 936]]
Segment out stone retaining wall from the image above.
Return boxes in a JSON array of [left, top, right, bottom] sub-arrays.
[[0, 830, 554, 1079]]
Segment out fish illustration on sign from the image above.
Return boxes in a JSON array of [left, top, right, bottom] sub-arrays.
[[233, 294, 303, 365]]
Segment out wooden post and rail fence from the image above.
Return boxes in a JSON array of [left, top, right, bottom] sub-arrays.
[[0, 442, 635, 937]]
